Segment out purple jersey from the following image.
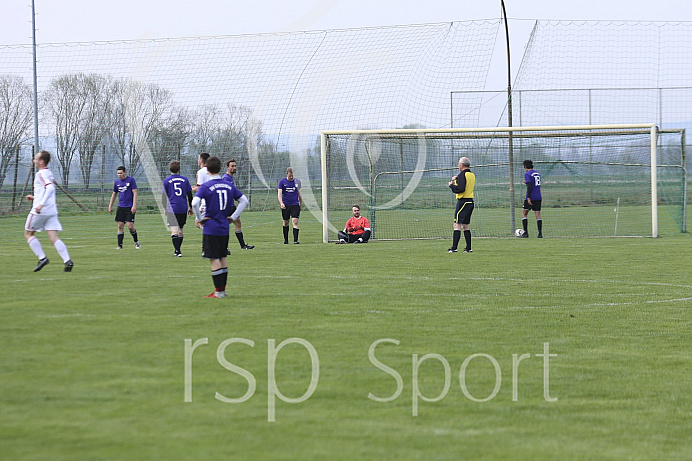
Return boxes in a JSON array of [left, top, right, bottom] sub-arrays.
[[113, 176, 137, 208], [163, 174, 192, 214], [524, 169, 542, 201], [195, 178, 243, 236], [278, 177, 301, 206], [222, 173, 235, 188]]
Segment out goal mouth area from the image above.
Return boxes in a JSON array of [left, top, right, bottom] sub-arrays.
[[321, 124, 687, 241]]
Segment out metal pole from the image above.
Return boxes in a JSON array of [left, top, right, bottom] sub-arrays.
[[650, 125, 658, 238], [12, 146, 20, 210], [31, 0, 40, 152], [501, 0, 515, 234]]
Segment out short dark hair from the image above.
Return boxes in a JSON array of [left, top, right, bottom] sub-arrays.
[[169, 161, 180, 174], [352, 205, 360, 210], [523, 160, 534, 169], [38, 150, 51, 165], [206, 156, 221, 174], [117, 166, 126, 173], [226, 158, 237, 167], [199, 152, 210, 164]]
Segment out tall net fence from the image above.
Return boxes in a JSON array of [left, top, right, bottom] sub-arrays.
[[0, 21, 500, 221], [323, 127, 685, 240]]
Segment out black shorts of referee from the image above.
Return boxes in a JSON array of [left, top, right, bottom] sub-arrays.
[[454, 198, 474, 225]]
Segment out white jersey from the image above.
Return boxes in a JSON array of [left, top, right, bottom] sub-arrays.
[[196, 167, 211, 186], [32, 168, 58, 215]]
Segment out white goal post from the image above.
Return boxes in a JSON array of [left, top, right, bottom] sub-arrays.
[[320, 123, 679, 242]]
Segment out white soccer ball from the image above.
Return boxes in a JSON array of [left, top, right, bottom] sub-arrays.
[[515, 229, 525, 237]]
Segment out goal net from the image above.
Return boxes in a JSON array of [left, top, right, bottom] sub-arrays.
[[321, 124, 687, 241]]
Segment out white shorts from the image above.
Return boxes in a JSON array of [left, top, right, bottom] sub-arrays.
[[25, 212, 63, 232]]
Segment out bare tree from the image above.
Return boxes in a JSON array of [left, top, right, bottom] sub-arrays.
[[148, 106, 190, 176], [44, 74, 92, 187], [76, 74, 112, 189], [0, 75, 33, 188], [108, 78, 171, 177], [188, 104, 221, 154]]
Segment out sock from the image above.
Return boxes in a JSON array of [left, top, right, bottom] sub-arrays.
[[117, 233, 124, 247], [172, 235, 181, 252], [53, 239, 71, 263], [522, 218, 528, 234], [451, 230, 461, 250], [235, 231, 246, 247], [283, 226, 289, 243], [179, 235, 184, 251], [28, 237, 46, 260], [464, 230, 471, 250], [537, 219, 543, 234], [130, 230, 139, 242], [293, 228, 299, 242], [211, 268, 228, 292]]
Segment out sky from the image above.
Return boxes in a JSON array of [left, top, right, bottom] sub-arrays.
[[3, 0, 689, 92], [3, 0, 690, 45]]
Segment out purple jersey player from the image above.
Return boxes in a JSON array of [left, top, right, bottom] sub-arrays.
[[222, 159, 254, 249], [521, 159, 543, 238], [277, 167, 303, 244], [108, 166, 140, 250], [162, 161, 193, 257], [192, 156, 249, 298]]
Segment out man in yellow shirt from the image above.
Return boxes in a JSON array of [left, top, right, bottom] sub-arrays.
[[448, 157, 475, 253]]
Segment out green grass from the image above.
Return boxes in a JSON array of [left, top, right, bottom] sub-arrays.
[[1, 212, 691, 460]]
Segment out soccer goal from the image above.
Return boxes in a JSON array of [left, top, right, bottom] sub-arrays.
[[321, 124, 687, 242]]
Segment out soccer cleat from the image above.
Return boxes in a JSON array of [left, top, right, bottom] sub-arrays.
[[537, 233, 543, 238], [116, 245, 123, 250], [355, 238, 364, 244], [463, 249, 473, 253], [204, 291, 227, 298], [521, 233, 529, 238], [33, 258, 49, 272], [241, 245, 255, 250], [226, 248, 231, 255], [135, 242, 141, 249], [284, 241, 289, 244], [447, 248, 458, 253], [336, 240, 346, 244], [174, 252, 182, 257], [294, 241, 300, 244], [64, 260, 74, 272]]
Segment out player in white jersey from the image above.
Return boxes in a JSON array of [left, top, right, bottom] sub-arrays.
[[24, 150, 74, 272], [192, 152, 211, 227]]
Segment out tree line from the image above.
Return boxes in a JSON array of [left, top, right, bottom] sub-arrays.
[[0, 73, 282, 191]]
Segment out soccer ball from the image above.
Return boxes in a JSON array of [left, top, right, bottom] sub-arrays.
[[515, 229, 526, 237]]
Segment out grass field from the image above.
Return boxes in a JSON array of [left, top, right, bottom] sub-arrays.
[[1, 211, 691, 460]]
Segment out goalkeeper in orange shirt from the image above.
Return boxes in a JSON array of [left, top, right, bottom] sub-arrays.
[[336, 205, 371, 244]]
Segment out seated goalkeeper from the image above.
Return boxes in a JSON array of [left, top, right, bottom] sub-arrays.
[[337, 205, 371, 244]]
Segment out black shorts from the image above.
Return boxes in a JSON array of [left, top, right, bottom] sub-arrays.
[[202, 234, 230, 260], [282, 205, 301, 220], [523, 199, 542, 211], [454, 199, 474, 225], [166, 212, 188, 228], [115, 207, 135, 223]]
